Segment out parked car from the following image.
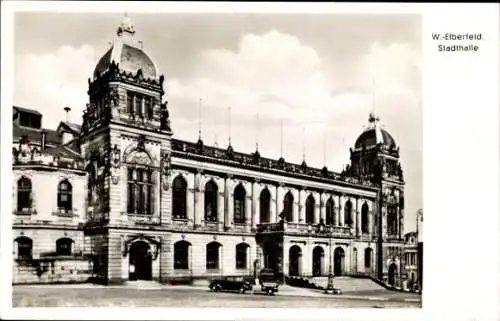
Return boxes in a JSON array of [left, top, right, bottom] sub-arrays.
[[209, 276, 253, 294], [259, 268, 279, 295]]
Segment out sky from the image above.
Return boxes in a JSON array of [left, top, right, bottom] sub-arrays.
[[13, 12, 422, 232]]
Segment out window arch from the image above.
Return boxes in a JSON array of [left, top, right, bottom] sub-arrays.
[[204, 180, 218, 222], [172, 176, 187, 219], [260, 188, 270, 223], [127, 167, 153, 214], [325, 197, 335, 225], [387, 205, 398, 235], [361, 203, 369, 233], [344, 199, 353, 227], [282, 191, 294, 222], [364, 248, 373, 268], [16, 236, 32, 260], [236, 243, 249, 269], [174, 240, 191, 269], [56, 237, 73, 256], [233, 184, 246, 224], [206, 242, 221, 270], [57, 180, 73, 212], [305, 194, 315, 224], [17, 177, 32, 212]]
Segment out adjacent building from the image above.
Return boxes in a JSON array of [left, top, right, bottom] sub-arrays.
[[12, 16, 412, 287]]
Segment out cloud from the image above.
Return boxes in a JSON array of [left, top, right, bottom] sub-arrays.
[[14, 45, 97, 129]]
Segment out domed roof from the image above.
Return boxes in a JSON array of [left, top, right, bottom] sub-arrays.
[[93, 14, 157, 80], [354, 113, 396, 149]]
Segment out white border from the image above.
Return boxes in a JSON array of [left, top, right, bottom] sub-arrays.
[[1, 2, 499, 321]]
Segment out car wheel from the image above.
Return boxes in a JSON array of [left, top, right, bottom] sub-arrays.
[[239, 286, 246, 294]]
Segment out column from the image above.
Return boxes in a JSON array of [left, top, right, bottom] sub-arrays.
[[276, 185, 284, 219], [320, 193, 326, 224], [252, 182, 260, 228], [292, 189, 299, 223], [351, 198, 356, 232], [187, 187, 195, 226], [194, 172, 203, 227], [245, 194, 252, 232], [314, 193, 320, 224], [368, 201, 374, 238], [224, 177, 233, 230], [299, 189, 306, 223], [339, 195, 345, 226], [270, 186, 277, 223], [399, 207, 404, 240], [217, 180, 225, 231], [356, 198, 363, 237]]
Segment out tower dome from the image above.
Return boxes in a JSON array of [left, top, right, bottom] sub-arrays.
[[354, 113, 396, 149], [93, 14, 158, 80]]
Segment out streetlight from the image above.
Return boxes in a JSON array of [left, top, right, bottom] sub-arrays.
[[324, 225, 341, 294]]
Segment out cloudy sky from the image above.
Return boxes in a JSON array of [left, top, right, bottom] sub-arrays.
[[13, 12, 422, 232]]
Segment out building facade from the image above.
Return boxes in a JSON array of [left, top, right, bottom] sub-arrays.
[[12, 17, 410, 287]]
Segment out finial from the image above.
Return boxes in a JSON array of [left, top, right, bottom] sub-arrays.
[[228, 106, 232, 147], [323, 132, 326, 167], [198, 98, 203, 140], [64, 106, 71, 123], [302, 126, 306, 162], [117, 12, 135, 36], [213, 120, 219, 147], [255, 113, 260, 152]]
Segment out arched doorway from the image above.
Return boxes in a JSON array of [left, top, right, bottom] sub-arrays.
[[312, 246, 324, 276], [289, 245, 302, 276], [334, 247, 345, 276], [388, 263, 397, 286], [129, 241, 152, 281]]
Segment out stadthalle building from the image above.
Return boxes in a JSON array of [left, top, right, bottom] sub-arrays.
[[12, 17, 408, 287]]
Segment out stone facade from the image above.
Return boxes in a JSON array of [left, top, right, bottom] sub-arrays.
[[12, 16, 411, 287]]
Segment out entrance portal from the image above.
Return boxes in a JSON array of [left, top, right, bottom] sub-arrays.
[[388, 263, 397, 286], [263, 242, 280, 271], [288, 245, 302, 276], [334, 247, 345, 276], [312, 246, 324, 276], [129, 241, 152, 281]]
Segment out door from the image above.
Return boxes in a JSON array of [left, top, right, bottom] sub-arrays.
[[388, 263, 397, 286], [129, 241, 152, 281], [334, 247, 345, 276]]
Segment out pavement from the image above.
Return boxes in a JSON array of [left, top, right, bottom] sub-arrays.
[[15, 282, 421, 303]]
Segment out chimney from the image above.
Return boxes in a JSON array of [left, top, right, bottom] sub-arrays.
[[64, 106, 71, 123], [41, 130, 47, 150]]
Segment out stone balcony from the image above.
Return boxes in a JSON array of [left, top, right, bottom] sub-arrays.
[[257, 221, 355, 238]]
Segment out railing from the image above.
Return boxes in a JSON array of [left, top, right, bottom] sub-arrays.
[[257, 222, 354, 238], [126, 214, 160, 225], [52, 209, 77, 218], [13, 209, 35, 216]]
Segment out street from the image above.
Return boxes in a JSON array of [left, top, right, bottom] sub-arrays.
[[13, 285, 421, 308]]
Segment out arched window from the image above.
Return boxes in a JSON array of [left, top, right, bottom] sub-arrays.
[[364, 248, 373, 268], [352, 247, 358, 272], [305, 194, 315, 224], [127, 168, 153, 214], [282, 191, 293, 222], [16, 237, 32, 260], [174, 240, 191, 269], [344, 200, 353, 227], [206, 242, 221, 270], [172, 176, 187, 219], [236, 243, 249, 269], [233, 184, 246, 224], [56, 238, 73, 256], [204, 181, 218, 222], [17, 177, 32, 212], [57, 180, 73, 212], [387, 205, 398, 235], [260, 188, 270, 223], [361, 203, 369, 233], [325, 198, 335, 225]]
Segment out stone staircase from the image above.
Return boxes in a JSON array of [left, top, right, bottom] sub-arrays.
[[304, 276, 386, 292]]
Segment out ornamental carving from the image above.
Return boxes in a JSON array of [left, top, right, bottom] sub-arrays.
[[161, 150, 172, 190], [160, 101, 171, 131]]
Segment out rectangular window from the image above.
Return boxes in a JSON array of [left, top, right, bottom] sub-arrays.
[[145, 97, 153, 119], [127, 94, 134, 114], [135, 96, 142, 116], [127, 168, 153, 215]]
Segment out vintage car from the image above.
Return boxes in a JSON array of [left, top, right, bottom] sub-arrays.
[[209, 276, 253, 294], [259, 268, 280, 295]]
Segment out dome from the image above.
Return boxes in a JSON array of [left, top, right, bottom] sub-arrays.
[[93, 14, 157, 80], [354, 113, 396, 149]]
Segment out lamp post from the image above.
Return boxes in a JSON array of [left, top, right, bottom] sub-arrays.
[[324, 225, 341, 294]]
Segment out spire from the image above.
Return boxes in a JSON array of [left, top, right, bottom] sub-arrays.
[[302, 126, 306, 162], [280, 120, 284, 158], [368, 77, 380, 129], [213, 120, 219, 147], [227, 106, 232, 147], [323, 132, 327, 167], [198, 98, 203, 141]]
